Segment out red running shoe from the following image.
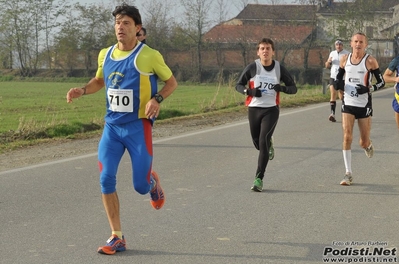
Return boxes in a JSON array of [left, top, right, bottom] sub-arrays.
[[97, 234, 126, 255], [150, 171, 165, 210]]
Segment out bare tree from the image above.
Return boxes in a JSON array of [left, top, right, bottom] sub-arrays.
[[0, 0, 68, 75], [211, 0, 231, 83], [233, 0, 251, 11], [141, 0, 174, 53], [215, 0, 230, 24], [292, 0, 321, 83], [53, 9, 81, 76], [333, 0, 386, 39], [0, 0, 39, 76], [40, 0, 70, 70], [76, 3, 114, 74], [0, 8, 15, 69], [180, 0, 213, 82]]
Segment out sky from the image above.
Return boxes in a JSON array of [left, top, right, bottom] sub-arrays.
[[76, 0, 297, 24], [77, 0, 298, 24], [78, 0, 297, 5], [76, 0, 346, 27]]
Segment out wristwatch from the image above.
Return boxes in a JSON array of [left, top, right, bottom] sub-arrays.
[[153, 93, 163, 103]]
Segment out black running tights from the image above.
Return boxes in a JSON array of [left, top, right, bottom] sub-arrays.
[[248, 106, 280, 180]]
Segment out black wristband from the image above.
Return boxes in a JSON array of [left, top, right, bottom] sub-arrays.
[[154, 93, 163, 103]]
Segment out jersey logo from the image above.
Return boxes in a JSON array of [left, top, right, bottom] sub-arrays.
[[348, 78, 360, 83], [108, 72, 124, 89]]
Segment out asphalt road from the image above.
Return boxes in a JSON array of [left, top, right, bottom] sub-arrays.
[[1, 88, 398, 264]]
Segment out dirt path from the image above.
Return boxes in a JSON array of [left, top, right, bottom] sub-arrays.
[[0, 110, 248, 172]]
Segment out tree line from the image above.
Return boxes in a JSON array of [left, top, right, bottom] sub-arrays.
[[0, 0, 246, 79], [0, 0, 394, 83]]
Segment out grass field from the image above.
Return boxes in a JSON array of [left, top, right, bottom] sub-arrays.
[[0, 81, 330, 151], [0, 82, 105, 134], [0, 82, 245, 133]]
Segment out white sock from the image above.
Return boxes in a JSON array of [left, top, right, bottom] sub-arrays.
[[343, 150, 352, 174], [112, 231, 123, 238]]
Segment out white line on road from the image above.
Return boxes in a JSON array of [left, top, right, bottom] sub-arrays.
[[1, 88, 393, 176]]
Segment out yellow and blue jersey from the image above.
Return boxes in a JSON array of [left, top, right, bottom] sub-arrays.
[[387, 56, 399, 93], [387, 56, 399, 113], [96, 42, 173, 124]]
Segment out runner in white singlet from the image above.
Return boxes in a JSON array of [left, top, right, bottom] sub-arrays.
[[333, 32, 385, 186]]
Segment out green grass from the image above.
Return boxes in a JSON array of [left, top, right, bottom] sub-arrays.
[[0, 81, 330, 152], [0, 82, 105, 134], [0, 82, 243, 133]]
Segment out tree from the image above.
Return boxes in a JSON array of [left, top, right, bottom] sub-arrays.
[[212, 0, 231, 83], [141, 0, 175, 53], [180, 0, 213, 82], [215, 0, 229, 24], [0, 10, 14, 69], [40, 0, 70, 70], [0, 0, 68, 75], [0, 0, 38, 76], [52, 3, 115, 76], [53, 9, 81, 76], [74, 3, 115, 74], [318, 0, 389, 62], [233, 0, 251, 12], [293, 0, 321, 83]]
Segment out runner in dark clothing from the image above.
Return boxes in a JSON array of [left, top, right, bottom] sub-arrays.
[[236, 38, 297, 192]]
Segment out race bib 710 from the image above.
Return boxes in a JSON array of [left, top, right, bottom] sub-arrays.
[[107, 88, 133, 112]]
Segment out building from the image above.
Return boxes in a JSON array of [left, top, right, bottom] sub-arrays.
[[171, 0, 399, 83]]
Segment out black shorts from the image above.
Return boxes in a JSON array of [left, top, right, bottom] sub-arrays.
[[329, 78, 335, 86], [341, 105, 372, 119]]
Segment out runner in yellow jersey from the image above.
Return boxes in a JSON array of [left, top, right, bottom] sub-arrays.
[[66, 3, 177, 255]]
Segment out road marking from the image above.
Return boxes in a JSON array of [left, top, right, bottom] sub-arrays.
[[1, 88, 393, 176]]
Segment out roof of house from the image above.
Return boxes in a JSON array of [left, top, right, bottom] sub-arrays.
[[204, 24, 314, 45], [204, 1, 399, 44]]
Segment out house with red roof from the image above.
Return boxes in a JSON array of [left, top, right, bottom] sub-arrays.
[[166, 0, 399, 84], [167, 0, 399, 83]]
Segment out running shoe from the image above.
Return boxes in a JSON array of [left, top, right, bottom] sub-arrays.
[[150, 171, 165, 210], [340, 172, 353, 186], [365, 140, 374, 158], [269, 136, 274, 160], [328, 114, 336, 122], [97, 234, 126, 255], [251, 178, 263, 192]]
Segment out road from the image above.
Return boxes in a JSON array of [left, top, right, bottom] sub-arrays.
[[1, 88, 398, 264]]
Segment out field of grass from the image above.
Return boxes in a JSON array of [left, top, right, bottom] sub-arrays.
[[0, 81, 330, 151], [0, 82, 245, 133], [0, 82, 105, 135]]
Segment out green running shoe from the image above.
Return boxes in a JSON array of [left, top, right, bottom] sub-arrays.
[[251, 178, 263, 192], [269, 136, 274, 160]]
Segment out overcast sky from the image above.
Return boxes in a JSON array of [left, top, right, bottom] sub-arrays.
[[76, 0, 298, 23], [78, 0, 296, 5]]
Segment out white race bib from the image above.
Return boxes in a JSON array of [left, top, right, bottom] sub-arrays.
[[107, 88, 133, 112], [255, 75, 276, 95]]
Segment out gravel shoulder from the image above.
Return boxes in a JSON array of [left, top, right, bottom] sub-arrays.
[[0, 110, 248, 172]]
